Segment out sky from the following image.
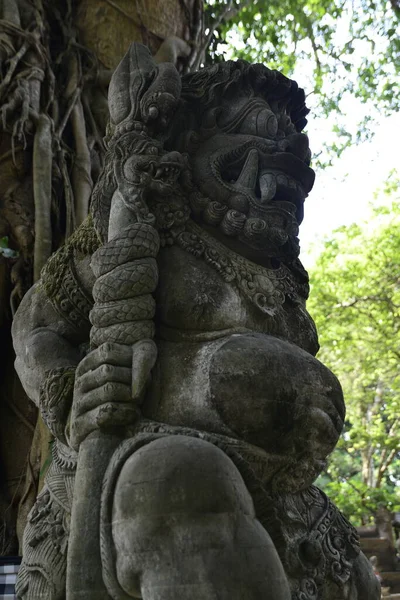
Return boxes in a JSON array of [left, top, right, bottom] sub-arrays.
[[300, 111, 400, 268]]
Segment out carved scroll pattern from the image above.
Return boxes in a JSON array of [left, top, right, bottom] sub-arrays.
[[15, 441, 77, 600]]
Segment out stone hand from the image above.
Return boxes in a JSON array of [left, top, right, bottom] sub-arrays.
[[70, 340, 157, 450]]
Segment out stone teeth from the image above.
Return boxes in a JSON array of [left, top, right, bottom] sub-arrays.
[[235, 149, 259, 191], [276, 173, 287, 186], [259, 172, 276, 202], [296, 182, 305, 196]]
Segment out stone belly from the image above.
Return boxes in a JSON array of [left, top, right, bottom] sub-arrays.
[[144, 332, 344, 469]]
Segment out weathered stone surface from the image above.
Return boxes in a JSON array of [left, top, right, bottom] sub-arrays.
[[12, 42, 380, 599]]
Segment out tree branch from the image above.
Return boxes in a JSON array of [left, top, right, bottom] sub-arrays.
[[376, 447, 398, 488], [33, 114, 52, 281], [192, 0, 251, 71], [334, 294, 398, 309]]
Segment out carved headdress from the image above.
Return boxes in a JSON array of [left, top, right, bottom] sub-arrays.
[[91, 45, 313, 252]]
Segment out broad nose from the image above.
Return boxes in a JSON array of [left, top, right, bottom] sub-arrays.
[[285, 133, 310, 162]]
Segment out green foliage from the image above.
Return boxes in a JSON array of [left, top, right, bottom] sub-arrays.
[[308, 176, 400, 524], [324, 480, 400, 525], [204, 0, 400, 161]]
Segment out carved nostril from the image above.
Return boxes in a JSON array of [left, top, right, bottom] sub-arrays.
[[286, 133, 310, 161]]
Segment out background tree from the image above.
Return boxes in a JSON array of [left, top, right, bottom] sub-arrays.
[[308, 174, 400, 525]]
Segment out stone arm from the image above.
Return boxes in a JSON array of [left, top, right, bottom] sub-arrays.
[[12, 39, 186, 412], [12, 225, 154, 449], [11, 244, 96, 444], [12, 283, 85, 406]]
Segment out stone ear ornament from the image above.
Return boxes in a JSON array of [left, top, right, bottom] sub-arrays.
[[108, 43, 182, 140]]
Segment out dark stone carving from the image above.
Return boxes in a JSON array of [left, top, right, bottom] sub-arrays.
[[12, 43, 380, 599]]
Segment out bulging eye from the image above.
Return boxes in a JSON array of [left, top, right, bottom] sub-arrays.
[[256, 109, 278, 138], [123, 157, 138, 181], [238, 108, 278, 139], [123, 157, 150, 182]]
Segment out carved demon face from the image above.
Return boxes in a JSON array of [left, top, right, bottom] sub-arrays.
[[123, 149, 186, 196], [192, 104, 314, 261], [176, 64, 315, 263]]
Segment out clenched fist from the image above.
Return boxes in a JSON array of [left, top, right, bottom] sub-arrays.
[[70, 340, 157, 450]]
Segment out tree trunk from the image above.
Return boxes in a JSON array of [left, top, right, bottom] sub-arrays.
[[0, 0, 202, 555], [360, 381, 384, 488]]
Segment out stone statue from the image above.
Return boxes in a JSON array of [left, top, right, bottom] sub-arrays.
[[12, 43, 380, 599]]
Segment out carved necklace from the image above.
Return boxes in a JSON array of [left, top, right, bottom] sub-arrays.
[[176, 219, 305, 316]]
